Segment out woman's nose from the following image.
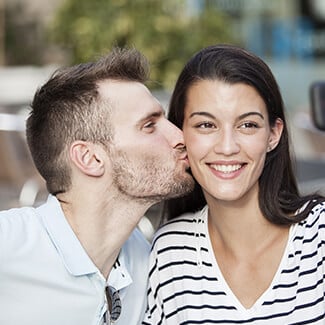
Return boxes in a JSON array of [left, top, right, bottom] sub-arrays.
[[214, 129, 240, 155]]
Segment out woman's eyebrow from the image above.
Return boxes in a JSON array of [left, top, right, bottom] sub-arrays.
[[189, 111, 216, 119], [189, 111, 264, 120], [237, 112, 264, 120], [189, 111, 265, 121]]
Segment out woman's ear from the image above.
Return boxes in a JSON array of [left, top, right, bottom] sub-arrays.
[[69, 141, 105, 177], [268, 118, 284, 152]]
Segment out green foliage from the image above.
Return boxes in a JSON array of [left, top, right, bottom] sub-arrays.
[[49, 0, 234, 89]]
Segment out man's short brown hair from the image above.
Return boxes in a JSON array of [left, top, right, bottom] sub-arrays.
[[27, 47, 150, 194]]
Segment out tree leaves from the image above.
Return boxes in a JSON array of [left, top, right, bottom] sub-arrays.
[[49, 0, 234, 89]]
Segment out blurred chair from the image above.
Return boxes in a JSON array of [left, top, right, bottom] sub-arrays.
[[0, 111, 47, 209], [293, 111, 325, 159], [293, 111, 325, 196]]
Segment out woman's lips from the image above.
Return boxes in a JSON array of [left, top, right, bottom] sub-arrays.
[[208, 162, 247, 178], [210, 163, 242, 173]]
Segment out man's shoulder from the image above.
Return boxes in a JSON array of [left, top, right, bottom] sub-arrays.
[[124, 227, 151, 254], [0, 205, 45, 254], [0, 196, 54, 230], [120, 227, 151, 276], [0, 205, 39, 230]]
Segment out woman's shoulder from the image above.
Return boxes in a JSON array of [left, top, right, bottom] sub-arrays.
[[305, 200, 325, 222], [151, 206, 207, 247], [160, 206, 207, 232], [298, 200, 325, 230]]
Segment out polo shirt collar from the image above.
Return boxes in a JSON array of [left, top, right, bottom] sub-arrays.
[[37, 195, 133, 290], [108, 255, 133, 291]]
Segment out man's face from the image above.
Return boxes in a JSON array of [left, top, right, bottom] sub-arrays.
[[98, 80, 194, 202]]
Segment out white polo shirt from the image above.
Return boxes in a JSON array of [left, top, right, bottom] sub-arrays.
[[0, 195, 150, 325]]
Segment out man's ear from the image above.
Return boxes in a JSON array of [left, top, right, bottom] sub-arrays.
[[69, 141, 105, 177]]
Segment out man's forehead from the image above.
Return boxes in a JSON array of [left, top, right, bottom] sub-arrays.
[[97, 79, 164, 119], [97, 79, 147, 97]]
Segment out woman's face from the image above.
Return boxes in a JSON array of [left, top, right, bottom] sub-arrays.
[[182, 79, 283, 205]]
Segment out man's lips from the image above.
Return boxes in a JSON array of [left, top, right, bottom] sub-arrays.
[[177, 151, 188, 161], [178, 154, 190, 167]]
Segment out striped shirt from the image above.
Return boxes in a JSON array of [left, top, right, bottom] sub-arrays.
[[143, 202, 325, 324]]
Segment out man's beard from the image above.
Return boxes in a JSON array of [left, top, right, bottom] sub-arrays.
[[111, 150, 194, 203]]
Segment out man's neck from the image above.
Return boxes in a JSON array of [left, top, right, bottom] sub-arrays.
[[57, 191, 151, 279]]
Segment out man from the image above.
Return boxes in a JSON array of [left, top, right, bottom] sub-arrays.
[[0, 47, 194, 325]]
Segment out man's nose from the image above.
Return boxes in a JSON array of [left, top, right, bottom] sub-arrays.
[[166, 120, 186, 149]]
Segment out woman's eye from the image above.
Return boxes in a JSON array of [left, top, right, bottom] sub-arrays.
[[195, 121, 215, 129], [240, 122, 258, 129]]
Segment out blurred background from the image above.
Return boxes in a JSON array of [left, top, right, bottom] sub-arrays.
[[0, 0, 325, 234]]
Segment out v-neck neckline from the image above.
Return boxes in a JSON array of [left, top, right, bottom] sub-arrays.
[[202, 208, 297, 314]]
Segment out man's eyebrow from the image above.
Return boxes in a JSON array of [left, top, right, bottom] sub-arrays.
[[137, 109, 164, 125]]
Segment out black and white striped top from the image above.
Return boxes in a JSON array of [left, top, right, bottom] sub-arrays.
[[143, 202, 325, 325]]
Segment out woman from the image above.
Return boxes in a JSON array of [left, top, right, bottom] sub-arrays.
[[143, 45, 325, 324]]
